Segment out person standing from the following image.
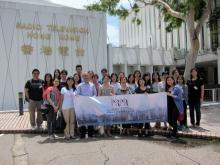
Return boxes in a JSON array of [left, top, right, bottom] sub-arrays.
[[166, 76, 184, 139], [134, 70, 141, 87], [143, 72, 152, 93], [25, 69, 44, 130], [53, 69, 61, 80], [127, 74, 136, 94], [134, 78, 149, 137], [177, 76, 188, 129], [73, 73, 80, 88], [110, 73, 121, 94], [76, 72, 97, 138], [99, 68, 108, 84], [76, 65, 83, 83], [93, 74, 101, 96], [43, 73, 53, 91], [98, 75, 114, 137], [60, 69, 68, 90], [44, 78, 61, 140], [187, 68, 204, 127], [61, 76, 76, 139], [116, 77, 132, 135]]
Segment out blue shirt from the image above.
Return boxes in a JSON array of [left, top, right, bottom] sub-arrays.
[[76, 82, 97, 97]]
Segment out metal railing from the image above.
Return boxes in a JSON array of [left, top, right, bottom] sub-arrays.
[[204, 88, 220, 102]]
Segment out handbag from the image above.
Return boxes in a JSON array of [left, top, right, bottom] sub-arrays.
[[55, 112, 66, 131]]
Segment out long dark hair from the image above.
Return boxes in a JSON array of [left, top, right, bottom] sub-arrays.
[[65, 76, 76, 91], [152, 72, 161, 83], [53, 69, 61, 80], [44, 73, 53, 88], [143, 73, 151, 86], [134, 70, 141, 78], [128, 74, 135, 84], [165, 76, 175, 92], [111, 73, 118, 82], [137, 78, 146, 87], [190, 67, 200, 79]]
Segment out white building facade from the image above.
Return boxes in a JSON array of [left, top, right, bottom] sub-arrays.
[[0, 0, 107, 110], [115, 1, 220, 85]]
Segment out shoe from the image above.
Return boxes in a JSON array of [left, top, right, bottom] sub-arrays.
[[37, 126, 43, 131], [195, 123, 200, 127], [65, 136, 70, 140], [31, 126, 36, 130], [49, 135, 55, 140]]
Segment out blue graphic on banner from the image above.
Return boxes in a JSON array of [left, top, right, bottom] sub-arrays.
[[74, 93, 167, 126]]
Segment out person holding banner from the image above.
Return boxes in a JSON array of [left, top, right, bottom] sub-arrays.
[[98, 75, 114, 137], [134, 78, 150, 137], [166, 76, 184, 139], [116, 76, 132, 135], [60, 76, 76, 140], [76, 72, 97, 139]]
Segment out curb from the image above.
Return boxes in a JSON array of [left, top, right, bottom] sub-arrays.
[[1, 129, 219, 141]]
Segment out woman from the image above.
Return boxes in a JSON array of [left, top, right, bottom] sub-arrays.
[[45, 78, 61, 140], [60, 69, 68, 90], [152, 72, 161, 128], [134, 70, 141, 87], [93, 74, 101, 96], [143, 72, 152, 93], [116, 77, 132, 135], [127, 74, 136, 94], [53, 69, 61, 80], [187, 68, 204, 127], [73, 73, 80, 87], [166, 76, 184, 138], [134, 78, 150, 137], [88, 70, 94, 83], [111, 73, 121, 94], [177, 75, 188, 130], [172, 69, 180, 83], [43, 73, 53, 91], [60, 76, 76, 139], [98, 75, 114, 137]]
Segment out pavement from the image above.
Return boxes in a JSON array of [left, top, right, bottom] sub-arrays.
[[0, 134, 220, 165]]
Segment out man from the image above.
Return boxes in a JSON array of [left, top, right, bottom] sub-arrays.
[[75, 64, 83, 83], [76, 72, 97, 138], [25, 69, 44, 130], [98, 68, 108, 84]]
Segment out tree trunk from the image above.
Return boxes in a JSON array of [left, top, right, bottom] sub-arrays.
[[183, 37, 200, 80], [184, 18, 200, 80]]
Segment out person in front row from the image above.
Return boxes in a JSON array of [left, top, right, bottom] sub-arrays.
[[25, 69, 44, 130], [44, 78, 61, 140], [166, 76, 184, 139], [61, 76, 76, 140], [76, 72, 97, 139]]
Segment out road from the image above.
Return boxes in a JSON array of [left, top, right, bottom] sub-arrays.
[[0, 133, 220, 165]]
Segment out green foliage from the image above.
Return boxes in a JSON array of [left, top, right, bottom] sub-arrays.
[[86, 0, 209, 31]]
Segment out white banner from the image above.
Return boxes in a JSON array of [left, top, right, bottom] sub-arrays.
[[74, 92, 167, 126]]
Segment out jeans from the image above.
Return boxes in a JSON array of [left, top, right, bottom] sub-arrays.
[[188, 99, 201, 125], [46, 105, 57, 135], [180, 100, 187, 127]]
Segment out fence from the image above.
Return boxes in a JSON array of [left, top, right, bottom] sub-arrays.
[[204, 88, 220, 102]]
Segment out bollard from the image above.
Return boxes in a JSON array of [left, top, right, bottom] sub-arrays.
[[18, 92, 24, 115]]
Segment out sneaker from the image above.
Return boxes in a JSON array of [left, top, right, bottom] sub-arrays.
[[31, 126, 36, 130], [49, 135, 55, 140], [37, 126, 43, 131]]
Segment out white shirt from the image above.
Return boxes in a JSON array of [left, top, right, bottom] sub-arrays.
[[61, 87, 76, 110]]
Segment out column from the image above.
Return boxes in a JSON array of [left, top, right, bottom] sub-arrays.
[[217, 48, 220, 84], [107, 44, 113, 75]]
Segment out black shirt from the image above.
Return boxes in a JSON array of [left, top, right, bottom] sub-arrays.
[[25, 79, 44, 101], [135, 87, 148, 94], [187, 78, 204, 100]]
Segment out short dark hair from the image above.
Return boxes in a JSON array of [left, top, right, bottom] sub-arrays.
[[76, 65, 82, 69], [32, 68, 40, 74], [101, 68, 108, 73], [61, 69, 68, 75], [162, 71, 169, 76]]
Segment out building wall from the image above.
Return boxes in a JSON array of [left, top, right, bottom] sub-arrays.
[[0, 1, 107, 110]]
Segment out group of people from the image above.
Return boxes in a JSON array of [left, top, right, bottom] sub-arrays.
[[24, 64, 204, 140]]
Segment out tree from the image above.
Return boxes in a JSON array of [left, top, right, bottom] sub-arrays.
[[86, 0, 214, 79]]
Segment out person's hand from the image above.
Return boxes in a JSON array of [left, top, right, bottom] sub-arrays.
[[200, 98, 204, 105], [54, 106, 59, 112]]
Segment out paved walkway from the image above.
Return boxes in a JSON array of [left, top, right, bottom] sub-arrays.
[[0, 104, 220, 139]]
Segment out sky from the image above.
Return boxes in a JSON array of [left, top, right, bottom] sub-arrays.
[[50, 0, 120, 46]]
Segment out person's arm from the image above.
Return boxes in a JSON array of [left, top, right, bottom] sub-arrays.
[[24, 81, 30, 101], [47, 91, 58, 112], [200, 85, 204, 104], [110, 87, 115, 96]]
